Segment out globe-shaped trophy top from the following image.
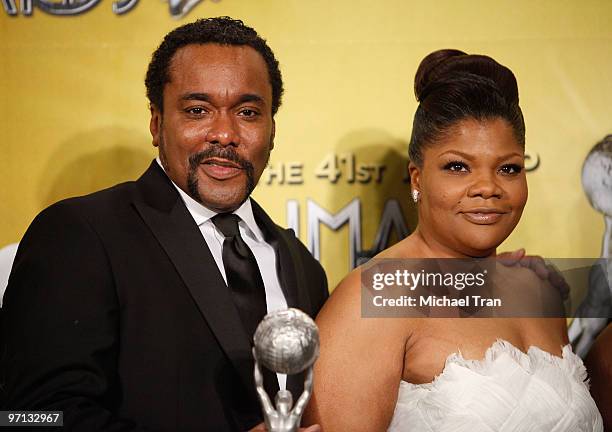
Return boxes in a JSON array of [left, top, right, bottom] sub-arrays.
[[253, 308, 320, 375]]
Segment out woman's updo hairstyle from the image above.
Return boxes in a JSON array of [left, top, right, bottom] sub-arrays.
[[409, 49, 525, 166]]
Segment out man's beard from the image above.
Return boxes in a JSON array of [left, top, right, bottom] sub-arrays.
[[157, 131, 271, 206], [187, 145, 266, 205]]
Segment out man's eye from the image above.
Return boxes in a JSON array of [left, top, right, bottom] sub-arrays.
[[443, 161, 469, 172], [499, 164, 523, 175], [186, 107, 206, 115], [239, 109, 259, 117]]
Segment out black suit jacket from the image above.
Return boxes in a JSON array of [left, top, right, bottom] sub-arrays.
[[0, 161, 328, 431]]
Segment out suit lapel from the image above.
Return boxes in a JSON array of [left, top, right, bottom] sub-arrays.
[[251, 200, 314, 315], [132, 162, 257, 399], [251, 200, 314, 397]]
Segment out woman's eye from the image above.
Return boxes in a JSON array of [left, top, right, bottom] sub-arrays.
[[499, 164, 523, 175], [443, 161, 469, 172]]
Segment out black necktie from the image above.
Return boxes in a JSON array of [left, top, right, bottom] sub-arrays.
[[212, 213, 268, 341]]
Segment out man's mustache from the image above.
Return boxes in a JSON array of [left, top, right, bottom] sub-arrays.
[[188, 147, 254, 172]]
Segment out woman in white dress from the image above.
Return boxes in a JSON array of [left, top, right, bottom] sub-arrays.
[[303, 50, 603, 431]]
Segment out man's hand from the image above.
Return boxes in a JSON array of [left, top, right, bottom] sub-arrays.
[[496, 248, 526, 266], [498, 249, 570, 300], [249, 422, 321, 432]]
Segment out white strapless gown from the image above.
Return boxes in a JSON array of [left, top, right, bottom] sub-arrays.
[[388, 340, 603, 431]]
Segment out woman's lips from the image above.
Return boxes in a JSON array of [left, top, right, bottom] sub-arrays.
[[200, 158, 243, 180], [461, 209, 508, 225]]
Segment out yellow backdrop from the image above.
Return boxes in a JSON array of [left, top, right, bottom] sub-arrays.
[[1, 0, 611, 289]]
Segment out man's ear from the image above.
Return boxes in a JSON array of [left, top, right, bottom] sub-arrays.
[[408, 161, 421, 191], [270, 119, 276, 150], [149, 105, 162, 147]]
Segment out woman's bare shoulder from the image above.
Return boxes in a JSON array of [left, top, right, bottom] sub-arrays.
[[316, 266, 362, 319], [316, 266, 385, 330], [373, 235, 423, 260], [317, 235, 425, 331]]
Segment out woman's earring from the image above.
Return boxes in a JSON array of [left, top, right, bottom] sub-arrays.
[[412, 189, 420, 203]]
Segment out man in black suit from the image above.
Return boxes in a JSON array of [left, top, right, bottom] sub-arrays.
[[1, 17, 328, 431]]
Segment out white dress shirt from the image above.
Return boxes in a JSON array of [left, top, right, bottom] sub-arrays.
[[157, 159, 288, 389]]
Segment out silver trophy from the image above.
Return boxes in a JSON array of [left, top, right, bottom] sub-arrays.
[[253, 308, 320, 432], [569, 135, 612, 357]]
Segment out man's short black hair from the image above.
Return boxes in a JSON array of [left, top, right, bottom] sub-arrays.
[[145, 17, 283, 116]]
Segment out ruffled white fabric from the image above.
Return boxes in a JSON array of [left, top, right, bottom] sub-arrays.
[[388, 340, 603, 432]]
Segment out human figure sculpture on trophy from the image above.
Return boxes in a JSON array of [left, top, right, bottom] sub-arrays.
[[252, 308, 319, 432]]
